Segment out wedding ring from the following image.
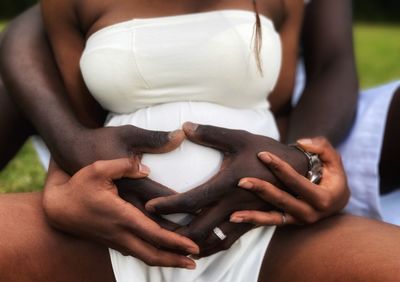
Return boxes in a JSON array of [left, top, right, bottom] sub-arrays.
[[213, 227, 227, 241], [281, 212, 287, 225]]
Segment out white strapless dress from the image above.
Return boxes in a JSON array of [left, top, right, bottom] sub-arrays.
[[80, 10, 281, 282]]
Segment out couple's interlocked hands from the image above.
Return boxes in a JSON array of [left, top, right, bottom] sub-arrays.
[[43, 122, 350, 267]]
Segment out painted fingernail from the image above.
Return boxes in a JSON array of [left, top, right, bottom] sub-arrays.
[[258, 152, 272, 163], [238, 180, 253, 189], [183, 122, 199, 132], [297, 138, 312, 146], [139, 163, 150, 175]]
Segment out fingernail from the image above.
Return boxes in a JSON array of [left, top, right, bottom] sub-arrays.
[[258, 152, 272, 163], [189, 254, 201, 260], [187, 245, 200, 255], [185, 261, 196, 269], [139, 163, 150, 175], [183, 122, 199, 132], [238, 180, 253, 189], [297, 138, 312, 146], [230, 216, 244, 223], [169, 129, 183, 140], [145, 203, 155, 213]]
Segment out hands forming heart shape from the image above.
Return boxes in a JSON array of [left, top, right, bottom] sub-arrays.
[[117, 122, 309, 257], [46, 121, 349, 267]]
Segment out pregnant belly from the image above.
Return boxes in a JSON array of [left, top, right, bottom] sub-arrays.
[[106, 101, 279, 193]]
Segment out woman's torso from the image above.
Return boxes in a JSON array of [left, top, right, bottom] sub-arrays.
[[76, 0, 303, 114], [77, 0, 303, 197], [43, 2, 305, 280]]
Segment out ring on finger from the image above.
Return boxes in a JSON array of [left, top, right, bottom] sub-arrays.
[[213, 227, 227, 241], [281, 212, 287, 226]]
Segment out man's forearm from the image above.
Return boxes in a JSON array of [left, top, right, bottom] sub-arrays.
[[286, 0, 358, 145], [287, 56, 358, 145], [0, 6, 96, 171]]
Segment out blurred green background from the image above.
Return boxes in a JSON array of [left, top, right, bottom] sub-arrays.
[[0, 1, 399, 193]]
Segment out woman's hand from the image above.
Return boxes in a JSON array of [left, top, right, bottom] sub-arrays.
[[230, 137, 350, 225], [43, 158, 199, 269]]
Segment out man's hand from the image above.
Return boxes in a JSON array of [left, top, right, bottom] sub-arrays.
[[58, 125, 186, 216], [230, 137, 350, 225], [146, 122, 308, 215], [145, 122, 309, 248], [43, 158, 199, 268], [60, 125, 185, 174]]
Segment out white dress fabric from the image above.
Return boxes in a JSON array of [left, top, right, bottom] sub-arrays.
[[80, 10, 281, 282]]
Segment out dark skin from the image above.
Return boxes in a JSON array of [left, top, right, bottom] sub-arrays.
[[0, 0, 397, 258], [0, 0, 311, 259], [3, 0, 393, 264], [0, 6, 203, 265], [0, 2, 398, 185], [379, 87, 400, 194], [38, 0, 311, 256], [0, 0, 399, 280]]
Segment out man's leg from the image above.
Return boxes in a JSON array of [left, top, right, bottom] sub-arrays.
[[380, 86, 400, 194], [259, 214, 400, 281], [0, 192, 115, 281]]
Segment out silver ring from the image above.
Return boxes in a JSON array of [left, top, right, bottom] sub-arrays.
[[281, 212, 287, 225], [213, 227, 227, 241]]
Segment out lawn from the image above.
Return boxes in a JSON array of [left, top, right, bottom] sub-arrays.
[[354, 23, 400, 87], [0, 22, 399, 193]]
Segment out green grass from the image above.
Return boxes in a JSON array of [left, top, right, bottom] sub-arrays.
[[0, 141, 45, 193], [354, 23, 400, 87], [0, 22, 399, 193]]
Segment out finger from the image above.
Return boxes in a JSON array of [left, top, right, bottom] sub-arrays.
[[117, 191, 181, 231], [146, 170, 232, 214], [198, 221, 253, 258], [85, 158, 149, 181], [230, 210, 298, 226], [182, 122, 247, 152], [176, 190, 265, 243], [117, 202, 200, 255], [117, 177, 177, 202], [238, 177, 319, 223], [126, 125, 185, 153], [256, 152, 326, 205], [111, 232, 196, 269], [45, 160, 70, 186], [177, 204, 230, 243], [297, 137, 341, 166]]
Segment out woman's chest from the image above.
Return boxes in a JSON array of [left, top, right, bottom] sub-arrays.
[[77, 0, 285, 38], [80, 9, 282, 113]]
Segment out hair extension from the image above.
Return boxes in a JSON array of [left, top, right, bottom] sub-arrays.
[[252, 0, 263, 74]]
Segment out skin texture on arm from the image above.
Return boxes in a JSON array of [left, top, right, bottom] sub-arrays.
[[0, 6, 98, 170], [284, 0, 359, 144]]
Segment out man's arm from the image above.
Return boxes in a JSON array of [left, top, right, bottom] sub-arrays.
[[286, 0, 358, 145], [0, 5, 101, 171]]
